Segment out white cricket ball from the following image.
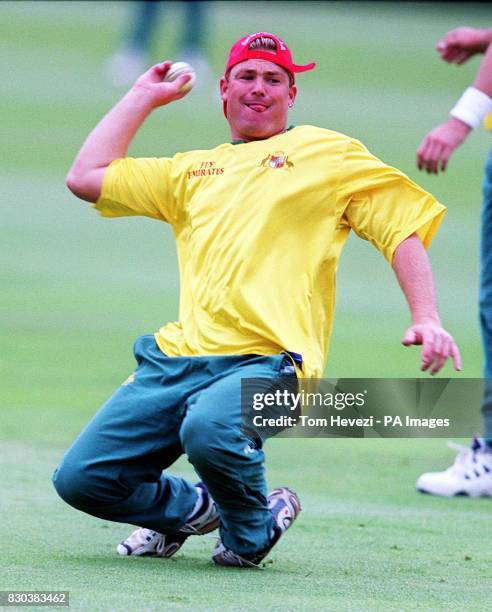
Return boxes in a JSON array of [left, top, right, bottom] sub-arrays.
[[163, 62, 196, 93]]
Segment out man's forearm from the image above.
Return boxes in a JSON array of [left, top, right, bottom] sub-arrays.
[[66, 87, 156, 203], [66, 61, 191, 203], [67, 88, 154, 184], [474, 41, 492, 97], [393, 234, 461, 373], [392, 233, 440, 325]]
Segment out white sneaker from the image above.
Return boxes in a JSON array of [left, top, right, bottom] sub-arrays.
[[416, 438, 492, 497], [117, 482, 219, 557]]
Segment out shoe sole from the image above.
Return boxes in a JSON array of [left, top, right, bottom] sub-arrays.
[[417, 487, 492, 498]]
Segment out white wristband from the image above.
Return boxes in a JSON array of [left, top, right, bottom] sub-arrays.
[[450, 86, 492, 129]]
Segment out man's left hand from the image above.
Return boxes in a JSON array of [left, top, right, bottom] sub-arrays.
[[416, 117, 471, 174], [402, 321, 462, 375]]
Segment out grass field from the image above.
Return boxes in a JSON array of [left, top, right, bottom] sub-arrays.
[[1, 2, 491, 610]]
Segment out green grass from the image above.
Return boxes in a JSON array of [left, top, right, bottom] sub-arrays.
[[2, 438, 491, 610], [1, 1, 491, 609]]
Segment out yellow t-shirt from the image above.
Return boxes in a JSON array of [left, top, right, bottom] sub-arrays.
[[95, 125, 445, 378]]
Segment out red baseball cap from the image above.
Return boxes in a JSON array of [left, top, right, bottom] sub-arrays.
[[223, 32, 316, 117]]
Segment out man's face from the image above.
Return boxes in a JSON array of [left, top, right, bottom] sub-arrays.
[[220, 59, 297, 142]]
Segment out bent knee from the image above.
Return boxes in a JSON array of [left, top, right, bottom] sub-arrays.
[[52, 460, 113, 511], [180, 418, 231, 467], [52, 461, 88, 509]]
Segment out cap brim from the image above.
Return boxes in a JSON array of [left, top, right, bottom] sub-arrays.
[[291, 62, 316, 73]]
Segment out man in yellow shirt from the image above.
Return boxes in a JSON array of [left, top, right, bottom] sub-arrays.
[[416, 27, 492, 497], [53, 32, 460, 568]]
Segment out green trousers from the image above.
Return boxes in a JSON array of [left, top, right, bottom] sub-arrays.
[[52, 335, 293, 556]]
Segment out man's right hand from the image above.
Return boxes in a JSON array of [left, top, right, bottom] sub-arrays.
[[436, 27, 492, 64], [66, 61, 193, 203], [132, 61, 193, 108]]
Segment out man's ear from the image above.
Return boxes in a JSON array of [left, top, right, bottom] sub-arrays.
[[219, 76, 229, 102], [288, 84, 297, 107]]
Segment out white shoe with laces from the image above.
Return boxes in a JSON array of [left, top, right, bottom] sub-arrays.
[[117, 482, 219, 557], [416, 438, 492, 497]]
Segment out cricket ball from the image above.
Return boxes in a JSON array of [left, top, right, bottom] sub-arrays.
[[163, 62, 196, 93]]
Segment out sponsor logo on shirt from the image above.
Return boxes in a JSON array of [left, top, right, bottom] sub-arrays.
[[187, 160, 225, 180], [260, 151, 293, 169]]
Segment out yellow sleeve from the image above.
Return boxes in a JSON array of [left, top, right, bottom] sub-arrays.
[[337, 139, 446, 263], [94, 157, 176, 223]]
